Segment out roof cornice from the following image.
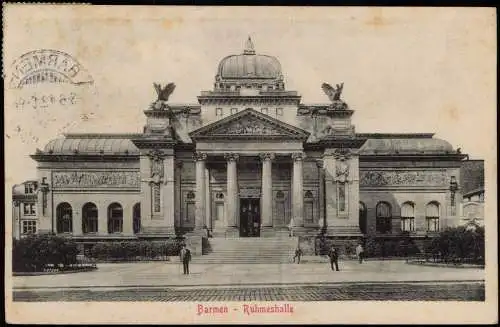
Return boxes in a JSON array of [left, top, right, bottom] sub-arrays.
[[30, 154, 139, 162], [356, 133, 436, 139]]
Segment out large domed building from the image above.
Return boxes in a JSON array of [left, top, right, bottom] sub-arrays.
[[16, 38, 469, 258]]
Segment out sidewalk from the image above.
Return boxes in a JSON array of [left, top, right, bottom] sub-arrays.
[[12, 260, 484, 291]]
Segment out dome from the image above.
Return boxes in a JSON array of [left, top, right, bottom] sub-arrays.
[[360, 138, 455, 155], [216, 37, 282, 80], [43, 135, 140, 155]]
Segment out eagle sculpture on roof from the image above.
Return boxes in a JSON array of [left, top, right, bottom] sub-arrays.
[[154, 82, 176, 102], [321, 82, 344, 102]]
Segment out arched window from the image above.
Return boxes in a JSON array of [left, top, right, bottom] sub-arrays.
[[400, 202, 415, 232], [359, 202, 367, 234], [426, 202, 440, 232], [376, 202, 392, 234], [133, 203, 141, 234], [108, 203, 123, 234], [56, 202, 73, 234], [82, 202, 98, 234]]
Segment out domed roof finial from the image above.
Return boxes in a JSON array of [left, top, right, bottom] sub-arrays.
[[243, 36, 256, 55]]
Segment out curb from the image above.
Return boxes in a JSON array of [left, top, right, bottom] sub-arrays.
[[13, 279, 485, 292]]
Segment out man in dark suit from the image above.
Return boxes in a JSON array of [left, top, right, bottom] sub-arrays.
[[179, 244, 192, 275], [328, 245, 339, 271], [293, 246, 303, 264]]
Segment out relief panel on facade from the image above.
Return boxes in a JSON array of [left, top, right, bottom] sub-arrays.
[[212, 117, 287, 136], [52, 171, 140, 188], [360, 170, 448, 187]]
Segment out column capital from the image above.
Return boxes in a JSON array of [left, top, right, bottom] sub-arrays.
[[292, 152, 306, 162], [259, 152, 275, 161], [224, 152, 239, 162], [147, 149, 166, 160], [193, 152, 207, 161]]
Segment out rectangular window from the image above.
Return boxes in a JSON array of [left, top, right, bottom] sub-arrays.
[[230, 108, 238, 115], [23, 203, 36, 215], [25, 183, 35, 194], [22, 221, 37, 235], [276, 108, 283, 116], [401, 217, 415, 232], [215, 108, 223, 116], [426, 217, 439, 232]]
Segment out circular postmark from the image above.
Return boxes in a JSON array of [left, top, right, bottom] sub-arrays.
[[6, 49, 99, 147], [8, 49, 94, 89]]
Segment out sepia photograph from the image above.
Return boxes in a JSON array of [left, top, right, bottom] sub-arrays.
[[3, 5, 497, 324]]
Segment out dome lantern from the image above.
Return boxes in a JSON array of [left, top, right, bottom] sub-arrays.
[[214, 38, 284, 90], [243, 36, 256, 55]]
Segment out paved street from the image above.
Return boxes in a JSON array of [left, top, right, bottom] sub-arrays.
[[11, 260, 485, 302], [13, 260, 484, 290], [13, 282, 485, 301]]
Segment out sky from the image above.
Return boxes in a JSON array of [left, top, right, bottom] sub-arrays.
[[4, 6, 497, 186]]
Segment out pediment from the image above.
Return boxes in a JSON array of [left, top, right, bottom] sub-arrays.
[[189, 108, 310, 141]]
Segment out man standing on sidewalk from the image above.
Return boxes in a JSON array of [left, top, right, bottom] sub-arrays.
[[356, 243, 364, 264], [328, 245, 340, 271], [293, 246, 303, 264], [179, 244, 192, 275]]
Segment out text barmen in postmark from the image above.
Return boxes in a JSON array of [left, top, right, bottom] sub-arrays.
[[9, 49, 94, 88]]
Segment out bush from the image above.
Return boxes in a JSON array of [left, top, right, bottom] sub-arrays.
[[363, 236, 423, 258], [428, 226, 484, 264], [13, 234, 79, 272], [87, 239, 183, 262]]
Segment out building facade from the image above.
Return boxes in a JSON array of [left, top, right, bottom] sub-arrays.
[[12, 180, 39, 239], [459, 160, 485, 227], [24, 38, 470, 252]]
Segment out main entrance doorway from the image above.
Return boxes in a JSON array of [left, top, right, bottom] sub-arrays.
[[239, 198, 260, 237]]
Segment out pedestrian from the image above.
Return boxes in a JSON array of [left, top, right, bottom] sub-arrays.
[[328, 245, 339, 271], [293, 246, 303, 264], [288, 218, 295, 237], [356, 243, 364, 264], [179, 244, 192, 275]]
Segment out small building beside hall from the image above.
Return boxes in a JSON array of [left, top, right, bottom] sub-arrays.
[[12, 180, 39, 239], [20, 38, 475, 253], [459, 160, 485, 228]]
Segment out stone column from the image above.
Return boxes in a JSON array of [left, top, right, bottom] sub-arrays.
[[98, 202, 108, 236], [317, 159, 326, 229], [224, 153, 239, 234], [260, 153, 275, 230], [205, 167, 211, 229], [162, 155, 176, 235], [194, 152, 207, 232], [139, 154, 152, 224], [36, 172, 53, 234], [174, 161, 183, 229], [73, 203, 83, 236], [292, 152, 305, 228], [123, 204, 134, 235], [13, 201, 20, 239]]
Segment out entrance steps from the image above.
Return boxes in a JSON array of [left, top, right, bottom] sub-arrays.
[[196, 237, 299, 264]]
